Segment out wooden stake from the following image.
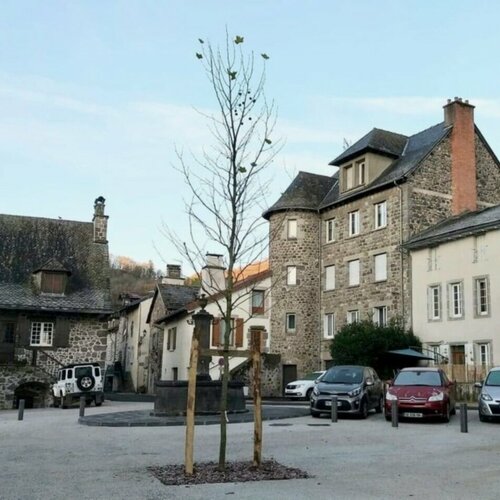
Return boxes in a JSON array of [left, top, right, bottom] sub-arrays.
[[251, 327, 263, 467], [185, 334, 199, 475]]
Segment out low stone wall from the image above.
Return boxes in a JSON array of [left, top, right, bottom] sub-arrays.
[[0, 365, 54, 410], [232, 354, 282, 398]]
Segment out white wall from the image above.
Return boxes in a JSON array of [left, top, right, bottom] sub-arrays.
[[411, 228, 500, 366]]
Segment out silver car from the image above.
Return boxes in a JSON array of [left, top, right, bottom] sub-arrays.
[[310, 365, 384, 419], [476, 367, 500, 422]]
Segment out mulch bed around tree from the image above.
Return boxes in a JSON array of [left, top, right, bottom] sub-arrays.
[[148, 459, 310, 486]]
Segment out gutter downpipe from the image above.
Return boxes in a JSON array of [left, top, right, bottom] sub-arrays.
[[394, 180, 406, 325]]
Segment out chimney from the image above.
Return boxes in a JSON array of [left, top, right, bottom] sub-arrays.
[[443, 98, 477, 214], [201, 253, 226, 295], [93, 196, 108, 243], [162, 264, 185, 286]]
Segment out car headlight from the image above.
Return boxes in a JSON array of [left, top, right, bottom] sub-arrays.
[[313, 386, 319, 396], [294, 384, 304, 388], [386, 392, 397, 401], [428, 391, 444, 402], [481, 392, 493, 401], [348, 387, 362, 397]]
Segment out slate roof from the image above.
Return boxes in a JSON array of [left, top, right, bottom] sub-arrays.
[[263, 171, 337, 219], [404, 204, 500, 249], [157, 283, 199, 312], [330, 128, 408, 166], [0, 214, 112, 314], [264, 121, 452, 217]]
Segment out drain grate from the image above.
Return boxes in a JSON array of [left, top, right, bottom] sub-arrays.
[[269, 423, 293, 427]]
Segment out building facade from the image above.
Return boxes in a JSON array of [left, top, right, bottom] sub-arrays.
[[265, 98, 500, 392]]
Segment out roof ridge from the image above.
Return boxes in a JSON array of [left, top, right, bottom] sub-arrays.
[[0, 213, 92, 225]]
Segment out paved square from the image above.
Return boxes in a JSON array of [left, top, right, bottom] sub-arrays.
[[1, 401, 500, 499]]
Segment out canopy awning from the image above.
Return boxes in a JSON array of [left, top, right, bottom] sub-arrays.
[[386, 348, 434, 360]]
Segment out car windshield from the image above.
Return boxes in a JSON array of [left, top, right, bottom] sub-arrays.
[[302, 372, 323, 381], [394, 370, 442, 386], [322, 367, 363, 384], [75, 366, 93, 378], [485, 371, 500, 386]]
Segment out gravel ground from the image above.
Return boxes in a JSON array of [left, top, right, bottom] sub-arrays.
[[1, 401, 500, 500]]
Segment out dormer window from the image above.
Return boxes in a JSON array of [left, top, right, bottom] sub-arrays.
[[343, 158, 366, 192], [358, 161, 366, 185], [33, 258, 71, 295], [41, 272, 66, 294], [345, 165, 354, 190]]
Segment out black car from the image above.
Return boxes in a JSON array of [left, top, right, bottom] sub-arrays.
[[310, 365, 384, 418]]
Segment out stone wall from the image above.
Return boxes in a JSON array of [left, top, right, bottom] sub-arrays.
[[231, 353, 282, 397], [268, 211, 321, 386], [0, 365, 53, 409], [476, 136, 500, 205]]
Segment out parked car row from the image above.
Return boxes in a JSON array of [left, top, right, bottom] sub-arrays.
[[287, 364, 499, 424]]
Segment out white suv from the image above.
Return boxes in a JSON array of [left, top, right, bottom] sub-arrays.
[[53, 363, 104, 408], [285, 371, 325, 400]]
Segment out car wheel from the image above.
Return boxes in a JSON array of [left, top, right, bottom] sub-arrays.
[[479, 412, 488, 422], [305, 388, 313, 401], [95, 395, 103, 407], [61, 395, 71, 409], [53, 397, 60, 408], [451, 405, 456, 416], [311, 410, 321, 418], [375, 395, 383, 414], [359, 398, 368, 419], [442, 403, 450, 423], [76, 375, 95, 392], [385, 413, 391, 422]]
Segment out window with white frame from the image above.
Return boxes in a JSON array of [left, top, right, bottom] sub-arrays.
[[449, 281, 463, 318], [345, 165, 354, 189], [478, 343, 490, 366], [286, 313, 296, 334], [348, 259, 360, 286], [348, 211, 360, 236], [347, 310, 360, 324], [428, 285, 441, 320], [373, 306, 387, 326], [287, 266, 297, 285], [324, 313, 335, 338], [30, 321, 54, 346], [287, 219, 297, 239], [374, 201, 387, 229], [475, 277, 489, 316], [428, 344, 441, 363], [358, 161, 366, 185], [325, 218, 335, 243], [325, 265, 335, 290], [374, 253, 387, 282], [167, 327, 177, 351], [251, 289, 265, 315]]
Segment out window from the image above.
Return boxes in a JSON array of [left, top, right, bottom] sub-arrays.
[[220, 319, 235, 346], [30, 321, 54, 346], [374, 253, 387, 282], [374, 201, 387, 229], [449, 282, 463, 318], [172, 367, 178, 381], [345, 165, 354, 189], [428, 344, 441, 363], [67, 369, 73, 379], [167, 327, 177, 351], [324, 313, 335, 339], [251, 290, 265, 315], [348, 259, 360, 286], [325, 265, 335, 290], [41, 272, 65, 294], [325, 219, 335, 243], [347, 310, 360, 324], [428, 285, 441, 320], [287, 266, 297, 285], [358, 161, 366, 185], [286, 313, 296, 334], [478, 344, 490, 366], [348, 211, 360, 236], [287, 219, 297, 239], [61, 370, 66, 381], [3, 322, 15, 343], [475, 277, 489, 316], [373, 306, 387, 327]]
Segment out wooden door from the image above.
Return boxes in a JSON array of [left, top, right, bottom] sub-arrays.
[[282, 364, 297, 394]]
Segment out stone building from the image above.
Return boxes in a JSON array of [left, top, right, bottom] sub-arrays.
[[0, 197, 112, 409], [264, 98, 500, 392]]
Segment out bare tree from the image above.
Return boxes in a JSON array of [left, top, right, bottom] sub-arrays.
[[166, 33, 280, 471]]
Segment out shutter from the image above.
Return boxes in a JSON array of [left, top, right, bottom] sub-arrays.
[[235, 318, 244, 348], [54, 317, 71, 347], [212, 319, 220, 347], [167, 330, 171, 351], [172, 328, 177, 351], [17, 315, 31, 347]]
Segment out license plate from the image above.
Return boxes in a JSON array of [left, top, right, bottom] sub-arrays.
[[325, 400, 341, 407], [403, 412, 423, 418]]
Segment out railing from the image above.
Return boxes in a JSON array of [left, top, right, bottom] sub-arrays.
[[437, 363, 492, 383]]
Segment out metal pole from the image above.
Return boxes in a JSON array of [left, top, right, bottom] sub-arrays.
[[252, 328, 263, 467], [331, 396, 338, 423], [18, 399, 25, 421], [460, 403, 468, 433], [391, 400, 398, 428], [79, 396, 86, 418]]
